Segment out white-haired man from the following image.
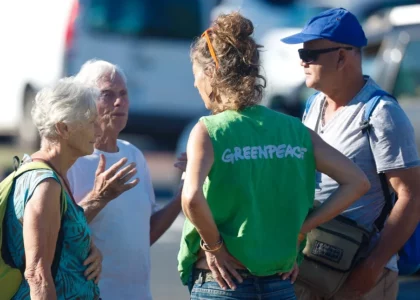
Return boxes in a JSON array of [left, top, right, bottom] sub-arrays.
[[67, 59, 185, 299]]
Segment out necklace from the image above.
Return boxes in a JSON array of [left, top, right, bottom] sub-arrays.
[[321, 99, 329, 128]]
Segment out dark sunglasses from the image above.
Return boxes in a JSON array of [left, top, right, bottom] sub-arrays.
[[298, 47, 353, 63]]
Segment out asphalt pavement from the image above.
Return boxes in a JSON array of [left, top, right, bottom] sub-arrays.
[[150, 212, 189, 300]]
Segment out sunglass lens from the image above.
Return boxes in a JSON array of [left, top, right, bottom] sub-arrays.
[[299, 50, 317, 63]]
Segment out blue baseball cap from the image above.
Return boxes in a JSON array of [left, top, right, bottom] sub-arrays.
[[281, 8, 367, 47]]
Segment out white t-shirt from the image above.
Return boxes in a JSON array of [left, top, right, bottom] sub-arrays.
[[68, 139, 158, 300]]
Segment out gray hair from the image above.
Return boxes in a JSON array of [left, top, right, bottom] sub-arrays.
[[75, 59, 127, 87], [31, 77, 98, 140]]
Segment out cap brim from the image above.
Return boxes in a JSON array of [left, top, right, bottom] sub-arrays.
[[281, 33, 323, 44]]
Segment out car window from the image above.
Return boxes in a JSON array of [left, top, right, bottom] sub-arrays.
[[362, 41, 382, 76], [83, 0, 201, 40], [393, 40, 420, 101]]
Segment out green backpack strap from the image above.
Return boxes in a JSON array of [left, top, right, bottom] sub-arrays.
[[0, 161, 25, 299], [50, 190, 66, 279], [0, 157, 68, 299], [13, 160, 68, 215], [4, 157, 68, 278]]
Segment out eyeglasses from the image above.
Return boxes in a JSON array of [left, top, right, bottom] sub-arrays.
[[298, 47, 353, 63]]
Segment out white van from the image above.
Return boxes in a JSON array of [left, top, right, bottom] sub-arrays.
[[0, 0, 217, 150], [0, 0, 76, 149], [66, 0, 217, 149]]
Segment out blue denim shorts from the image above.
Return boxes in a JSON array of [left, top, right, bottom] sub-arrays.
[[188, 269, 296, 300]]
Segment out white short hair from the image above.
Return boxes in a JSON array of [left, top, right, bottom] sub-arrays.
[[31, 77, 99, 140], [75, 59, 127, 87]]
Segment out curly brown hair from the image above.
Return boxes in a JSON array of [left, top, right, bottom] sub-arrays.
[[191, 12, 266, 113]]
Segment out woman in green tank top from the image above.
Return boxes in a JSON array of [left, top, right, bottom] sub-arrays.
[[178, 12, 371, 300]]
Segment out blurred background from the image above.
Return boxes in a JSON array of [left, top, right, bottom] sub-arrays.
[[0, 0, 419, 299]]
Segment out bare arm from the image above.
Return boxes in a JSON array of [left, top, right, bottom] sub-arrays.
[[366, 166, 420, 269], [150, 187, 182, 245], [180, 122, 254, 289], [301, 129, 371, 233], [181, 121, 220, 247], [78, 192, 109, 223], [23, 179, 61, 300], [150, 153, 186, 245]]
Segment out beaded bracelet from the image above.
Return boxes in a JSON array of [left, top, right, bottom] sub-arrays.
[[200, 238, 224, 252]]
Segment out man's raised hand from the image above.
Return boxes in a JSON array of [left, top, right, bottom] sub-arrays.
[[91, 154, 140, 203]]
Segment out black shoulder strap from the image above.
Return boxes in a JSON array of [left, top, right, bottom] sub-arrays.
[[362, 91, 396, 231], [375, 173, 393, 231], [365, 133, 393, 231], [51, 198, 65, 278]]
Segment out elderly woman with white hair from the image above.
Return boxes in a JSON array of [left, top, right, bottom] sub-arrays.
[[3, 78, 103, 299]]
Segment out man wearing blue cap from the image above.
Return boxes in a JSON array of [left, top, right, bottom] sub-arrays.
[[281, 7, 420, 300]]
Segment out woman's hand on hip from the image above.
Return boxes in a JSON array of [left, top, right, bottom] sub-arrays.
[[205, 245, 243, 290], [278, 262, 299, 284], [84, 242, 103, 284]]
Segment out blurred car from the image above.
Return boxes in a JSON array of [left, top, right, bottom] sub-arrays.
[[1, 0, 218, 151], [367, 5, 420, 149], [211, 0, 331, 41], [66, 0, 219, 151], [0, 0, 76, 149], [301, 0, 420, 22]]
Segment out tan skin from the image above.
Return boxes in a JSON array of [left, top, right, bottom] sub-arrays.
[[25, 116, 103, 300], [301, 38, 420, 296], [77, 71, 186, 245], [182, 61, 370, 290]]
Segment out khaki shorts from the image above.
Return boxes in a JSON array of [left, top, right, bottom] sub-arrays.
[[295, 269, 398, 300]]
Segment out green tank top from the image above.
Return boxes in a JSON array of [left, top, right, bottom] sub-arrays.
[[177, 105, 315, 284]]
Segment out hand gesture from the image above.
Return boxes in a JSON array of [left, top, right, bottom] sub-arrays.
[[91, 154, 140, 203]]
